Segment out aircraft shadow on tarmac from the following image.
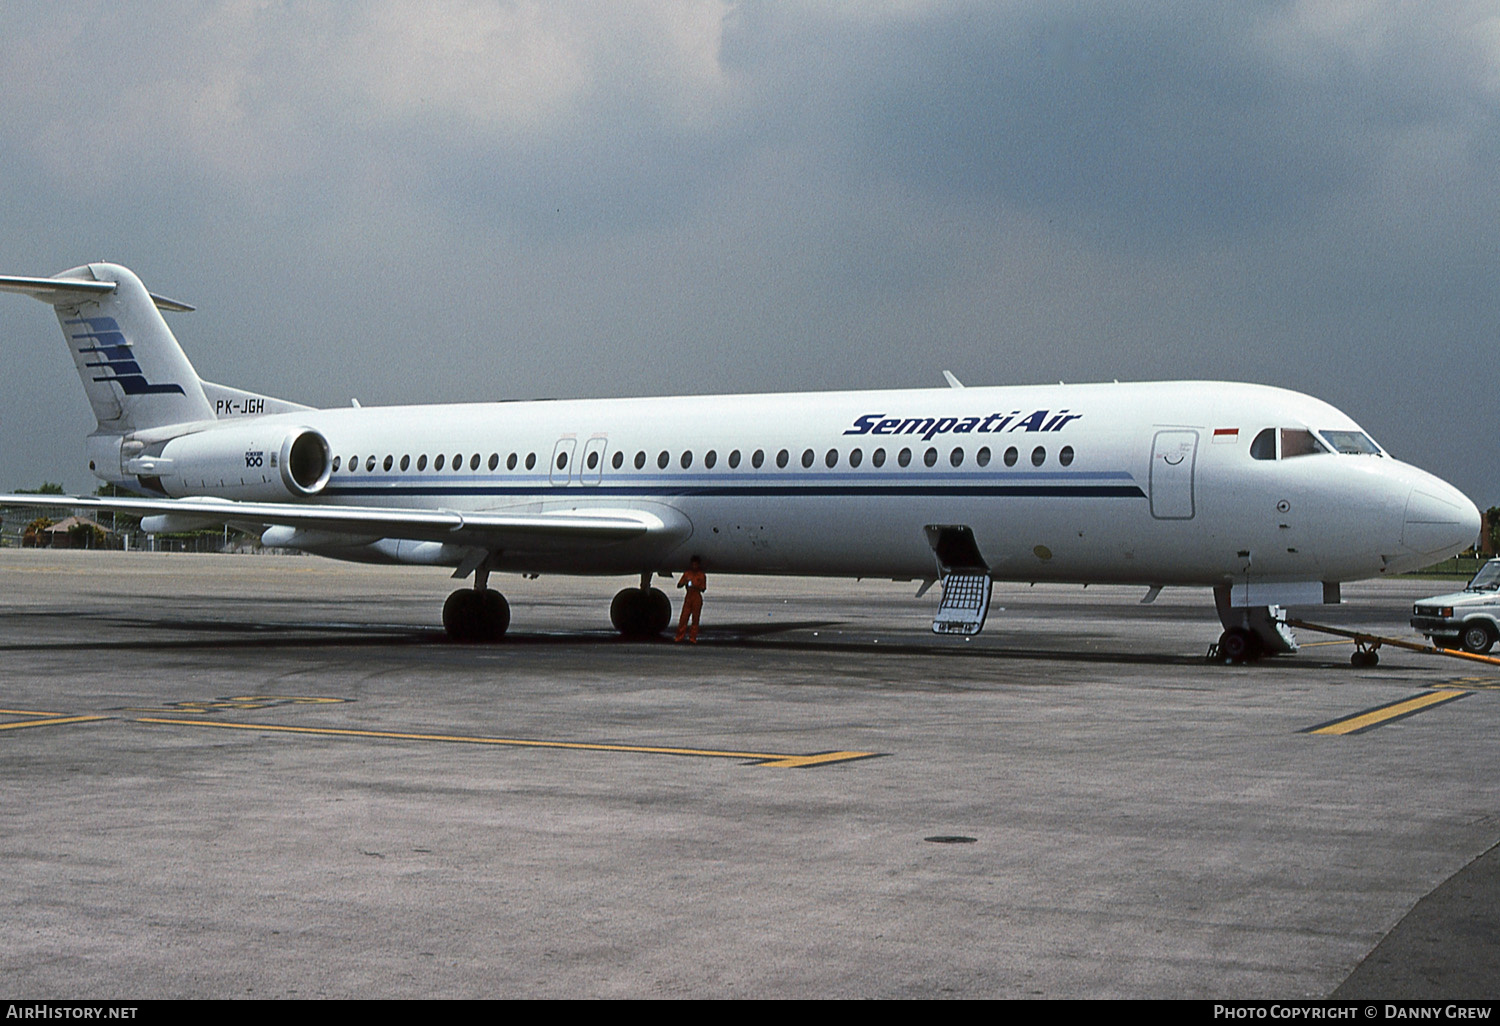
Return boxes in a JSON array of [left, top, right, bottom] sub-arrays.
[[0, 609, 1370, 670]]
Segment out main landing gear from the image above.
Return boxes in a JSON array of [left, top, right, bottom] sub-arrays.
[[440, 568, 674, 642], [610, 573, 672, 637], [443, 564, 510, 642]]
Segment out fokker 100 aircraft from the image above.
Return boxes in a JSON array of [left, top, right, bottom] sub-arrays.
[[0, 263, 1481, 662]]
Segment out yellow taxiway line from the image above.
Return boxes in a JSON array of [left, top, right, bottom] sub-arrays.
[[0, 715, 109, 731], [1304, 690, 1469, 736], [136, 717, 879, 768]]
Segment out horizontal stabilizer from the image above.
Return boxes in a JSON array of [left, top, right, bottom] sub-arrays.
[[0, 274, 194, 312]]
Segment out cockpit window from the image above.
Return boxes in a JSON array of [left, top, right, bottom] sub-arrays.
[[1320, 430, 1382, 455], [1250, 428, 1276, 461], [1280, 428, 1327, 458], [1466, 562, 1500, 592]]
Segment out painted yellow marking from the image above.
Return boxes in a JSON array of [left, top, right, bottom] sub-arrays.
[[0, 715, 108, 731], [0, 707, 67, 717], [1305, 690, 1469, 736], [128, 695, 351, 714], [1440, 677, 1500, 691], [136, 717, 879, 768]]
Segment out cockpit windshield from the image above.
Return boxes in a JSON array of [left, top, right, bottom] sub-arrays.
[[1466, 561, 1500, 592], [1249, 426, 1382, 460], [1320, 430, 1382, 455]]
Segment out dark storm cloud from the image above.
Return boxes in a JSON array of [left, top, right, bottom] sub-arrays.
[[724, 2, 1500, 243]]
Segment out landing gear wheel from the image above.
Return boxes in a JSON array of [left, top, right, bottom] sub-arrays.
[[1460, 622, 1496, 655], [444, 588, 509, 642], [1217, 628, 1261, 665], [1351, 650, 1379, 668], [611, 587, 671, 637], [646, 587, 672, 635]]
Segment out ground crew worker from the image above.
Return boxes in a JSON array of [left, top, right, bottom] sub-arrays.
[[674, 555, 707, 643]]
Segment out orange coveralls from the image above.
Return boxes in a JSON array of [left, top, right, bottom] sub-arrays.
[[675, 567, 707, 642]]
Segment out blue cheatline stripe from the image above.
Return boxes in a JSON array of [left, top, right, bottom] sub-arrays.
[[321, 482, 1147, 500]]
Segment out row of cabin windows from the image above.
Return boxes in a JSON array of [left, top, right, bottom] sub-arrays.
[[331, 444, 1076, 475]]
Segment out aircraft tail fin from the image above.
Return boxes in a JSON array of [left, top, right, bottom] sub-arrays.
[[0, 263, 215, 432]]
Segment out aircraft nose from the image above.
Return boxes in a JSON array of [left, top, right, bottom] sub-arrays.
[[1402, 480, 1481, 558]]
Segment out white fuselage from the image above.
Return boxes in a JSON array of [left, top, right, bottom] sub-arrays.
[[146, 379, 1478, 586]]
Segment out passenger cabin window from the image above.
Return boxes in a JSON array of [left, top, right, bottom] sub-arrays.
[[728, 450, 741, 469], [658, 451, 670, 469], [776, 449, 789, 468], [849, 448, 863, 468], [612, 451, 624, 470], [525, 453, 536, 470], [1003, 447, 1018, 467], [1059, 445, 1074, 467], [872, 448, 886, 468], [435, 454, 446, 471], [635, 451, 646, 470], [417, 455, 427, 471], [1031, 446, 1046, 467], [704, 450, 717, 469], [976, 447, 990, 467], [507, 453, 518, 471], [752, 450, 765, 469], [489, 454, 499, 471]]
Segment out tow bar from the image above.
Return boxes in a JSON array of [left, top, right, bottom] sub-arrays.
[[1280, 617, 1500, 668]]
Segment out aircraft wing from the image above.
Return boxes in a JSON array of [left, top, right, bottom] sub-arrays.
[[0, 493, 670, 550]]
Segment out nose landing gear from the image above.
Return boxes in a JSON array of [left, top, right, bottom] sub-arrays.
[[1213, 627, 1263, 665]]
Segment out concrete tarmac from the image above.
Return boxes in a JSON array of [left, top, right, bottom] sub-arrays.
[[0, 549, 1496, 999]]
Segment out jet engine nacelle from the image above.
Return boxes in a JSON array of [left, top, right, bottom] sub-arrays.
[[147, 424, 333, 500]]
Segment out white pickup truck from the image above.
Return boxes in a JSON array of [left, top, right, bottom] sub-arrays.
[[1410, 558, 1500, 653]]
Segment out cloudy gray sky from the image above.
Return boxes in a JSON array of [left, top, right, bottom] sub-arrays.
[[1, 0, 1496, 508]]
